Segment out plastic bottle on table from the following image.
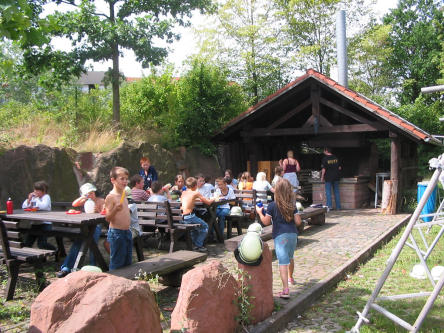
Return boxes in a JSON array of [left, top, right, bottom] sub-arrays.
[[6, 197, 13, 214]]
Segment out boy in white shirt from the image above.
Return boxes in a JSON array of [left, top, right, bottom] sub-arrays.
[[22, 181, 55, 250]]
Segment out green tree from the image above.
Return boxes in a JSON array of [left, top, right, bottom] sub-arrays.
[[120, 66, 178, 129], [275, 0, 370, 76], [197, 0, 291, 103], [0, 0, 48, 43], [170, 59, 248, 153], [348, 22, 394, 106], [18, 0, 214, 124], [383, 0, 443, 104]]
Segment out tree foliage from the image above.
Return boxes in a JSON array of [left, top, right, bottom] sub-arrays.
[[14, 0, 214, 124], [348, 22, 394, 105], [120, 66, 178, 129], [197, 0, 291, 103], [169, 59, 248, 153], [275, 0, 371, 76], [383, 0, 443, 104], [0, 0, 48, 44]]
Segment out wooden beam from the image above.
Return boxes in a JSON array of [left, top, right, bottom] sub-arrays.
[[302, 114, 333, 128], [302, 115, 315, 128], [320, 97, 378, 125], [266, 99, 311, 130], [241, 123, 385, 137], [390, 133, 400, 214], [308, 138, 363, 147], [312, 84, 320, 134], [319, 115, 333, 127]]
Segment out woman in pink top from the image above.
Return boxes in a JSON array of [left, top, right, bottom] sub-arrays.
[[279, 150, 301, 190]]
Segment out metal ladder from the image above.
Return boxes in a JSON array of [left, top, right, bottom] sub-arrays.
[[351, 154, 444, 332]]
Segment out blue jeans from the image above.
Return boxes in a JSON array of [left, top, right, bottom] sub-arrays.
[[215, 207, 230, 239], [61, 225, 102, 272], [107, 228, 132, 270], [182, 214, 208, 248], [325, 181, 341, 210], [274, 233, 298, 265]]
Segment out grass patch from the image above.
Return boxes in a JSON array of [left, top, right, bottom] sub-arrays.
[[286, 225, 444, 332]]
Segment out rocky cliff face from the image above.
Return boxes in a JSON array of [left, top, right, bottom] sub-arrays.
[[0, 143, 221, 208]]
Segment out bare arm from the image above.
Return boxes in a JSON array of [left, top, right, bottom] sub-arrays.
[[198, 192, 214, 206], [321, 168, 326, 181], [256, 206, 271, 225], [72, 195, 87, 207], [295, 159, 301, 172], [294, 213, 302, 227]]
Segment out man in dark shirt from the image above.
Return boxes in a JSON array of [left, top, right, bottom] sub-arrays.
[[321, 147, 341, 210]]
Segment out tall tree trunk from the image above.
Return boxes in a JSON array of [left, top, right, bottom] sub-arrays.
[[112, 42, 120, 125], [109, 2, 120, 125]]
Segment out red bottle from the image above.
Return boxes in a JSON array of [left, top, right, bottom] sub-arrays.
[[6, 197, 13, 214]]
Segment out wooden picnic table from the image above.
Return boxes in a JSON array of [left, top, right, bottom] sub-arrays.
[[0, 210, 108, 272], [196, 199, 232, 243]]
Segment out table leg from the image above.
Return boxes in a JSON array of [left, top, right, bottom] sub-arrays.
[[208, 207, 223, 243], [73, 224, 108, 272]]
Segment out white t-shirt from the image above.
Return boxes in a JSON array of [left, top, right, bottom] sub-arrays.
[[214, 187, 236, 209], [198, 183, 215, 199]]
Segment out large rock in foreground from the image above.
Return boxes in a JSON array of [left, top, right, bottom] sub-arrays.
[[29, 271, 161, 333], [171, 260, 238, 333], [237, 242, 274, 324]]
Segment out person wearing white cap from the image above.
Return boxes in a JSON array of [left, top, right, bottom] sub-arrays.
[[56, 183, 105, 278]]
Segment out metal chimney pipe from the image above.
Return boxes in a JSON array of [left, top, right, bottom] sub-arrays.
[[336, 10, 348, 87]]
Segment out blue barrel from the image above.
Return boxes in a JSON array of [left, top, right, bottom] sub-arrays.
[[417, 182, 437, 222]]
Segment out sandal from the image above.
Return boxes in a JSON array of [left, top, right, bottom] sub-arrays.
[[288, 277, 296, 285], [279, 288, 290, 299]]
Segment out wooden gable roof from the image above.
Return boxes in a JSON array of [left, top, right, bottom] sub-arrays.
[[214, 69, 439, 145]]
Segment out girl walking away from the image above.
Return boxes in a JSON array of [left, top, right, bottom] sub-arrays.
[[256, 179, 302, 299]]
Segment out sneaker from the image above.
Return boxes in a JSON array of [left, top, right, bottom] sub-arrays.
[[288, 277, 296, 285], [197, 247, 207, 252], [279, 288, 290, 299], [56, 270, 69, 278]]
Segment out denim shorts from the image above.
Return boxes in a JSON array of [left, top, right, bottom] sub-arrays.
[[274, 233, 298, 265]]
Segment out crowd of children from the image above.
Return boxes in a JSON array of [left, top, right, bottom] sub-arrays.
[[23, 155, 299, 282]]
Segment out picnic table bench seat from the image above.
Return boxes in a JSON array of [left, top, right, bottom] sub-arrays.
[[0, 219, 56, 300], [108, 250, 207, 286], [137, 201, 200, 253]]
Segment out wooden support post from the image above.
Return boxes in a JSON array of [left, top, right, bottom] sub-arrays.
[[311, 83, 320, 134], [389, 132, 400, 214]]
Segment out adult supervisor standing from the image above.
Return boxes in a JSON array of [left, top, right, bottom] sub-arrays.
[[321, 147, 341, 210], [280, 150, 301, 191]]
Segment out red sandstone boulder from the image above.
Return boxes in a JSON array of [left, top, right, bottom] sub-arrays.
[[171, 260, 238, 333], [237, 242, 273, 324], [29, 271, 161, 333]]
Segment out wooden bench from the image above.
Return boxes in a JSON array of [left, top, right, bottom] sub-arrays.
[[109, 250, 207, 286], [224, 207, 327, 251], [137, 201, 200, 253], [0, 219, 56, 300]]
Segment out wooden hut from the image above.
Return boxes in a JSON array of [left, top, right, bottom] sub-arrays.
[[213, 69, 440, 211]]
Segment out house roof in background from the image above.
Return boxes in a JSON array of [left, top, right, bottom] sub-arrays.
[[77, 71, 106, 85]]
